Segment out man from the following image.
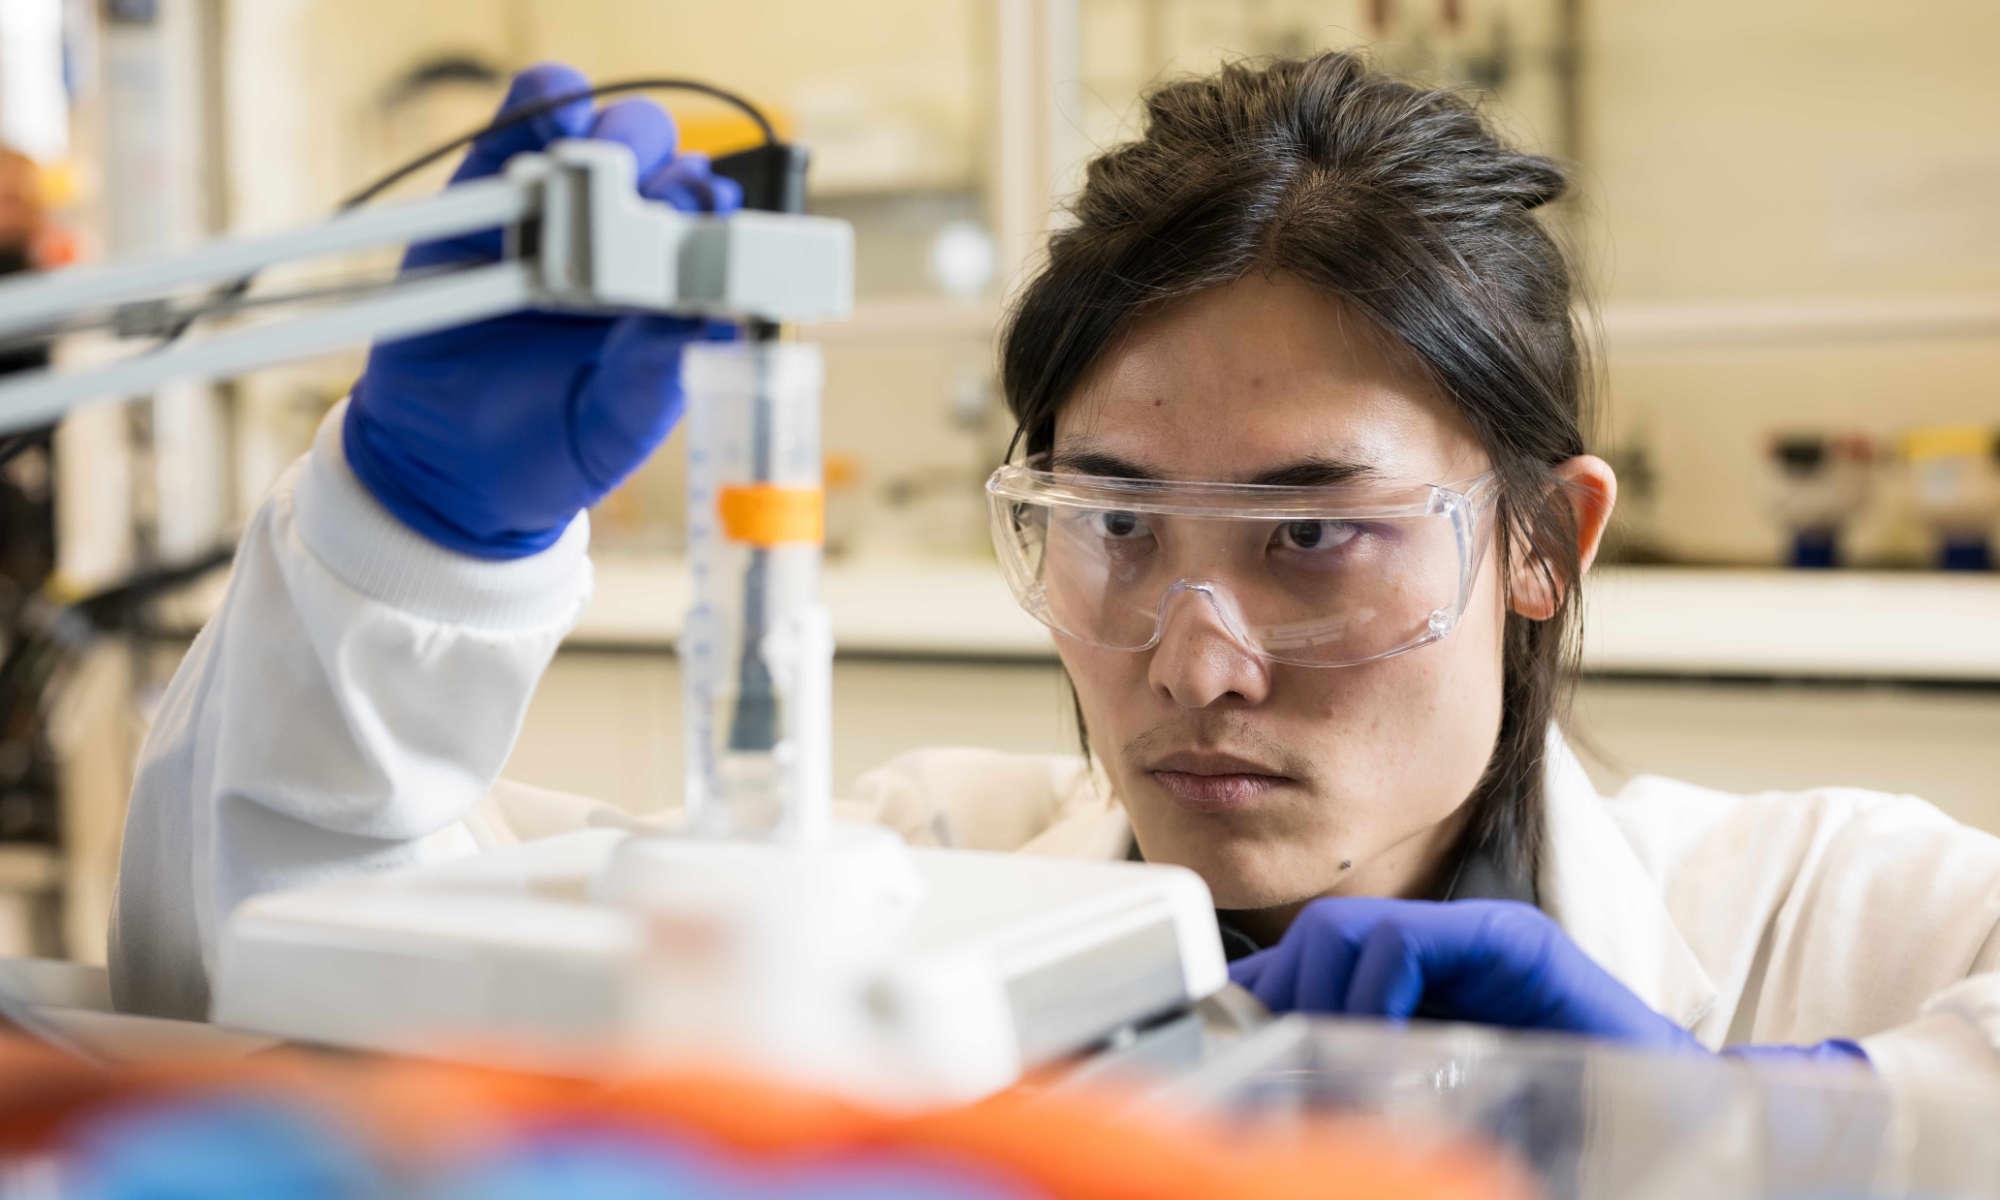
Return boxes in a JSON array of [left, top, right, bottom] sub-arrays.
[[111, 65, 2000, 1112]]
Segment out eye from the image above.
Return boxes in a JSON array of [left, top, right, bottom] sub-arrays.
[[1272, 520, 1359, 553], [1090, 509, 1150, 540]]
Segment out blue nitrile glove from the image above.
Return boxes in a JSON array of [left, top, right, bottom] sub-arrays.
[[344, 62, 743, 560], [1229, 898, 1870, 1067]]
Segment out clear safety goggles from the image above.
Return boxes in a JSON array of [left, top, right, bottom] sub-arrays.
[[986, 459, 1501, 668]]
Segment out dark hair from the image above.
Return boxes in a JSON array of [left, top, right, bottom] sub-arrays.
[[998, 51, 1592, 885]]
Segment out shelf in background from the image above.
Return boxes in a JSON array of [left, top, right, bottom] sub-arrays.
[[1596, 292, 2000, 350], [0, 844, 61, 893], [583, 559, 2000, 683], [800, 294, 2000, 350], [803, 297, 999, 343], [582, 555, 1042, 658], [152, 557, 2000, 683], [1579, 567, 2000, 683]]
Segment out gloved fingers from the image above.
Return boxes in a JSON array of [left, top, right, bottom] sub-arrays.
[[588, 98, 680, 182], [1293, 916, 1362, 1013], [1463, 903, 1695, 1046], [451, 63, 596, 184], [1721, 1040, 1869, 1066], [1455, 901, 1556, 1017], [1225, 951, 1268, 993], [709, 168, 745, 215], [641, 152, 744, 214], [1240, 945, 1301, 1015], [408, 63, 595, 272], [567, 313, 707, 493], [1342, 920, 1431, 1020]]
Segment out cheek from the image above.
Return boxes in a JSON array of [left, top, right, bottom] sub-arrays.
[[1286, 554, 1506, 805], [1055, 640, 1149, 750], [1415, 556, 1508, 782]]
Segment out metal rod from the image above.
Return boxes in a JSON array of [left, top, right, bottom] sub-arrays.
[[0, 262, 536, 435], [0, 175, 536, 340], [727, 332, 778, 756]]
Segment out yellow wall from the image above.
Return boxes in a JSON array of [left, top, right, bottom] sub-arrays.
[[220, 0, 2000, 565], [511, 0, 984, 157], [1581, 1, 2000, 561], [1583, 1, 2000, 300]]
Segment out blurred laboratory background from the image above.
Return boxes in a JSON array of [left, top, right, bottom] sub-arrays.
[[0, 0, 1995, 963]]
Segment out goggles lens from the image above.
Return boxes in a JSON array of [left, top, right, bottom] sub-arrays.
[[986, 462, 1498, 667]]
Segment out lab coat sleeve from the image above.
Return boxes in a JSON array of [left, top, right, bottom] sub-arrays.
[[1611, 777, 2000, 1088], [1847, 821, 2000, 1161], [109, 403, 592, 1019], [1715, 787, 2000, 1085], [844, 747, 1095, 850], [1834, 797, 2000, 1091]]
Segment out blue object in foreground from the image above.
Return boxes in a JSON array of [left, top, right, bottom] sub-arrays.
[[756, 1154, 1040, 1199], [429, 1136, 1042, 1200], [64, 1095, 383, 1200], [424, 1129, 750, 1200]]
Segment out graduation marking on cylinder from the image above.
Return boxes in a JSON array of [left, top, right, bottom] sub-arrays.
[[679, 340, 833, 843]]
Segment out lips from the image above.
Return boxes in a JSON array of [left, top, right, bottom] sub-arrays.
[[1145, 750, 1292, 813]]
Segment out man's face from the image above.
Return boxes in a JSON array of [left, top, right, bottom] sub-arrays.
[[1052, 273, 1508, 913]]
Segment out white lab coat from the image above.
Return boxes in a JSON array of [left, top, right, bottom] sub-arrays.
[[111, 407, 2000, 1110]]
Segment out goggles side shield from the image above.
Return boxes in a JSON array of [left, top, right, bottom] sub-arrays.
[[986, 463, 1499, 667]]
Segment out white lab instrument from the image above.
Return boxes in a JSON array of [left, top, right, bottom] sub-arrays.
[[0, 134, 1229, 1101], [215, 828, 1223, 1101]]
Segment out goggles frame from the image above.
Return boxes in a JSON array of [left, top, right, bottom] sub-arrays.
[[984, 461, 1503, 668]]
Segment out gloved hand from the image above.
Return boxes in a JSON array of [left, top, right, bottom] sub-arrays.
[[1230, 898, 1869, 1066], [344, 63, 743, 560]]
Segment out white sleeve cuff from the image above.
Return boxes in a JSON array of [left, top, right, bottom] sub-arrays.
[[1859, 1007, 2000, 1089], [293, 400, 592, 629]]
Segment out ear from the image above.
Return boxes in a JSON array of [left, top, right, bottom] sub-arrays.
[[1507, 455, 1618, 622]]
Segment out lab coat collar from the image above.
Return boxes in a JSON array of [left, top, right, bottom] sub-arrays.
[[1021, 731, 1721, 1030], [1538, 730, 1719, 1029]]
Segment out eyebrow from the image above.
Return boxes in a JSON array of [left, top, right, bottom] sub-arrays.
[[1049, 449, 1381, 488]]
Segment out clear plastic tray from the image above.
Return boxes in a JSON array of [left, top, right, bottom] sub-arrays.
[[1151, 1016, 2000, 1199]]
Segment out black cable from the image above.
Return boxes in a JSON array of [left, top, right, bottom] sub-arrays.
[[339, 77, 777, 210], [158, 76, 779, 346], [0, 78, 782, 635], [0, 77, 783, 690]]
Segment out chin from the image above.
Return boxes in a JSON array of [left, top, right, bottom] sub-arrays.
[[1136, 824, 1318, 911]]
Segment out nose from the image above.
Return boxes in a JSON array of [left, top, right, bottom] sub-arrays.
[[1146, 584, 1272, 709]]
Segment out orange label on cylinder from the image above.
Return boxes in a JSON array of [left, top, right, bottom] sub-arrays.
[[716, 484, 824, 547]]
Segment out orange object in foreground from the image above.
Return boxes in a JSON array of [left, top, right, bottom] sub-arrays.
[[0, 1036, 1536, 1199], [717, 484, 824, 546]]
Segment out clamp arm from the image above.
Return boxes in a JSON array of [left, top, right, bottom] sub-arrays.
[[0, 140, 853, 436]]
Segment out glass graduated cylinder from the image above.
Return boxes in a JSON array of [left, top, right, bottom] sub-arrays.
[[680, 341, 831, 840]]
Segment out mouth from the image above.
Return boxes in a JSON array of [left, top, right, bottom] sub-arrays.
[[1144, 750, 1293, 813]]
